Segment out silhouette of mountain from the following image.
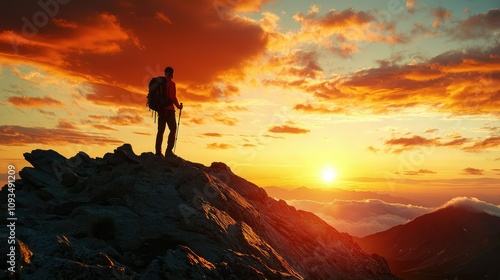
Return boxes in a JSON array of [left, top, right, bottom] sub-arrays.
[[356, 205, 500, 280], [0, 144, 399, 279], [265, 186, 417, 205]]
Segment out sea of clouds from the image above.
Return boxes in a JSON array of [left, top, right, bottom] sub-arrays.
[[286, 196, 500, 237]]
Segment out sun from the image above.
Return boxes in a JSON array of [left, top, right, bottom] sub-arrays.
[[321, 166, 338, 183]]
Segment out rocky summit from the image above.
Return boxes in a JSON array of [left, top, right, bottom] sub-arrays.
[[1, 144, 398, 279]]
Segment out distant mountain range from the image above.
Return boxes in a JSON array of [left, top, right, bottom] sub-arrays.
[[356, 205, 500, 280], [264, 186, 417, 205]]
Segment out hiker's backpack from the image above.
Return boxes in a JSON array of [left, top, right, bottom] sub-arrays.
[[147, 76, 172, 111]]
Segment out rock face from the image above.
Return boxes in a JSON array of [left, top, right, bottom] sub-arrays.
[[1, 144, 398, 279]]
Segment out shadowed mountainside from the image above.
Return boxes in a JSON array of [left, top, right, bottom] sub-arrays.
[[356, 206, 500, 280], [0, 144, 399, 279]]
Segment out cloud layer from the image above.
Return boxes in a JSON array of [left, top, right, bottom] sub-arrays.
[[287, 196, 500, 237], [0, 0, 269, 107]]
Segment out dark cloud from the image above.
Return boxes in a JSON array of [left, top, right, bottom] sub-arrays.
[[452, 9, 500, 40], [431, 7, 451, 27]]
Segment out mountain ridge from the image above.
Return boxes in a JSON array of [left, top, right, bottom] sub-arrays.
[[1, 144, 399, 279]]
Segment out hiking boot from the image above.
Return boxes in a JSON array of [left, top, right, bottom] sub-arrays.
[[165, 150, 177, 158], [155, 152, 164, 157]]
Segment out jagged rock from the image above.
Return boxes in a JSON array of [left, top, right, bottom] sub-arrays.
[[23, 149, 67, 178], [61, 171, 79, 187], [1, 144, 400, 279], [210, 161, 231, 172]]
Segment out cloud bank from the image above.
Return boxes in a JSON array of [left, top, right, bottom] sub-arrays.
[[287, 196, 500, 237]]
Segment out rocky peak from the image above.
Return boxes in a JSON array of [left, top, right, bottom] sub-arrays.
[[1, 144, 399, 279]]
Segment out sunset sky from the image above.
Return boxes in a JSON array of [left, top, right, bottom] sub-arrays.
[[1, 0, 499, 210]]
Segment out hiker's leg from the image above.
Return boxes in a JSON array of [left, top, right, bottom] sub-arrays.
[[166, 109, 177, 154], [156, 110, 167, 155]]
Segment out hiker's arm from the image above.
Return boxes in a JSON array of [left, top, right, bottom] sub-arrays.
[[169, 83, 182, 109]]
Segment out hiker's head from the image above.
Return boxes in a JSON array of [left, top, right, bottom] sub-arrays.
[[164, 66, 174, 78]]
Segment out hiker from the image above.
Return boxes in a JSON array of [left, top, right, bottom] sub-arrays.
[[155, 66, 183, 157]]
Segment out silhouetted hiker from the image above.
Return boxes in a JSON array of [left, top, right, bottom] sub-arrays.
[[156, 66, 183, 157]]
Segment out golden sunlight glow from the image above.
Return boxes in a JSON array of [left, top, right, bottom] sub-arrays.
[[321, 166, 338, 184]]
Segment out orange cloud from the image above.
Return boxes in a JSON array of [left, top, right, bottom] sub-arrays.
[[0, 0, 268, 110], [294, 103, 348, 114], [463, 136, 500, 152], [268, 123, 310, 134], [207, 142, 234, 150], [242, 143, 257, 147], [367, 146, 380, 154], [51, 18, 78, 29], [85, 83, 146, 107], [385, 135, 439, 147], [383, 132, 500, 154], [432, 7, 451, 27], [286, 45, 500, 116], [462, 167, 484, 176], [424, 128, 439, 134], [213, 115, 238, 126], [88, 112, 144, 127], [294, 7, 373, 33], [201, 133, 224, 137], [402, 169, 436, 176], [93, 124, 118, 131], [7, 95, 63, 108], [290, 7, 407, 57], [269, 50, 323, 79], [56, 120, 78, 130], [383, 134, 474, 153], [226, 105, 248, 112], [188, 118, 206, 125], [0, 125, 122, 146], [132, 131, 152, 136]]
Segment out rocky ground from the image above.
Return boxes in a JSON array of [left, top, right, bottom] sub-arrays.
[[1, 144, 399, 279]]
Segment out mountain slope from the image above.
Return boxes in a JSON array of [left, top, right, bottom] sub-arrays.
[[356, 206, 500, 280], [1, 144, 398, 279]]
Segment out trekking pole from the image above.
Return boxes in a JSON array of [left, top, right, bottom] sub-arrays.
[[174, 103, 183, 153]]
